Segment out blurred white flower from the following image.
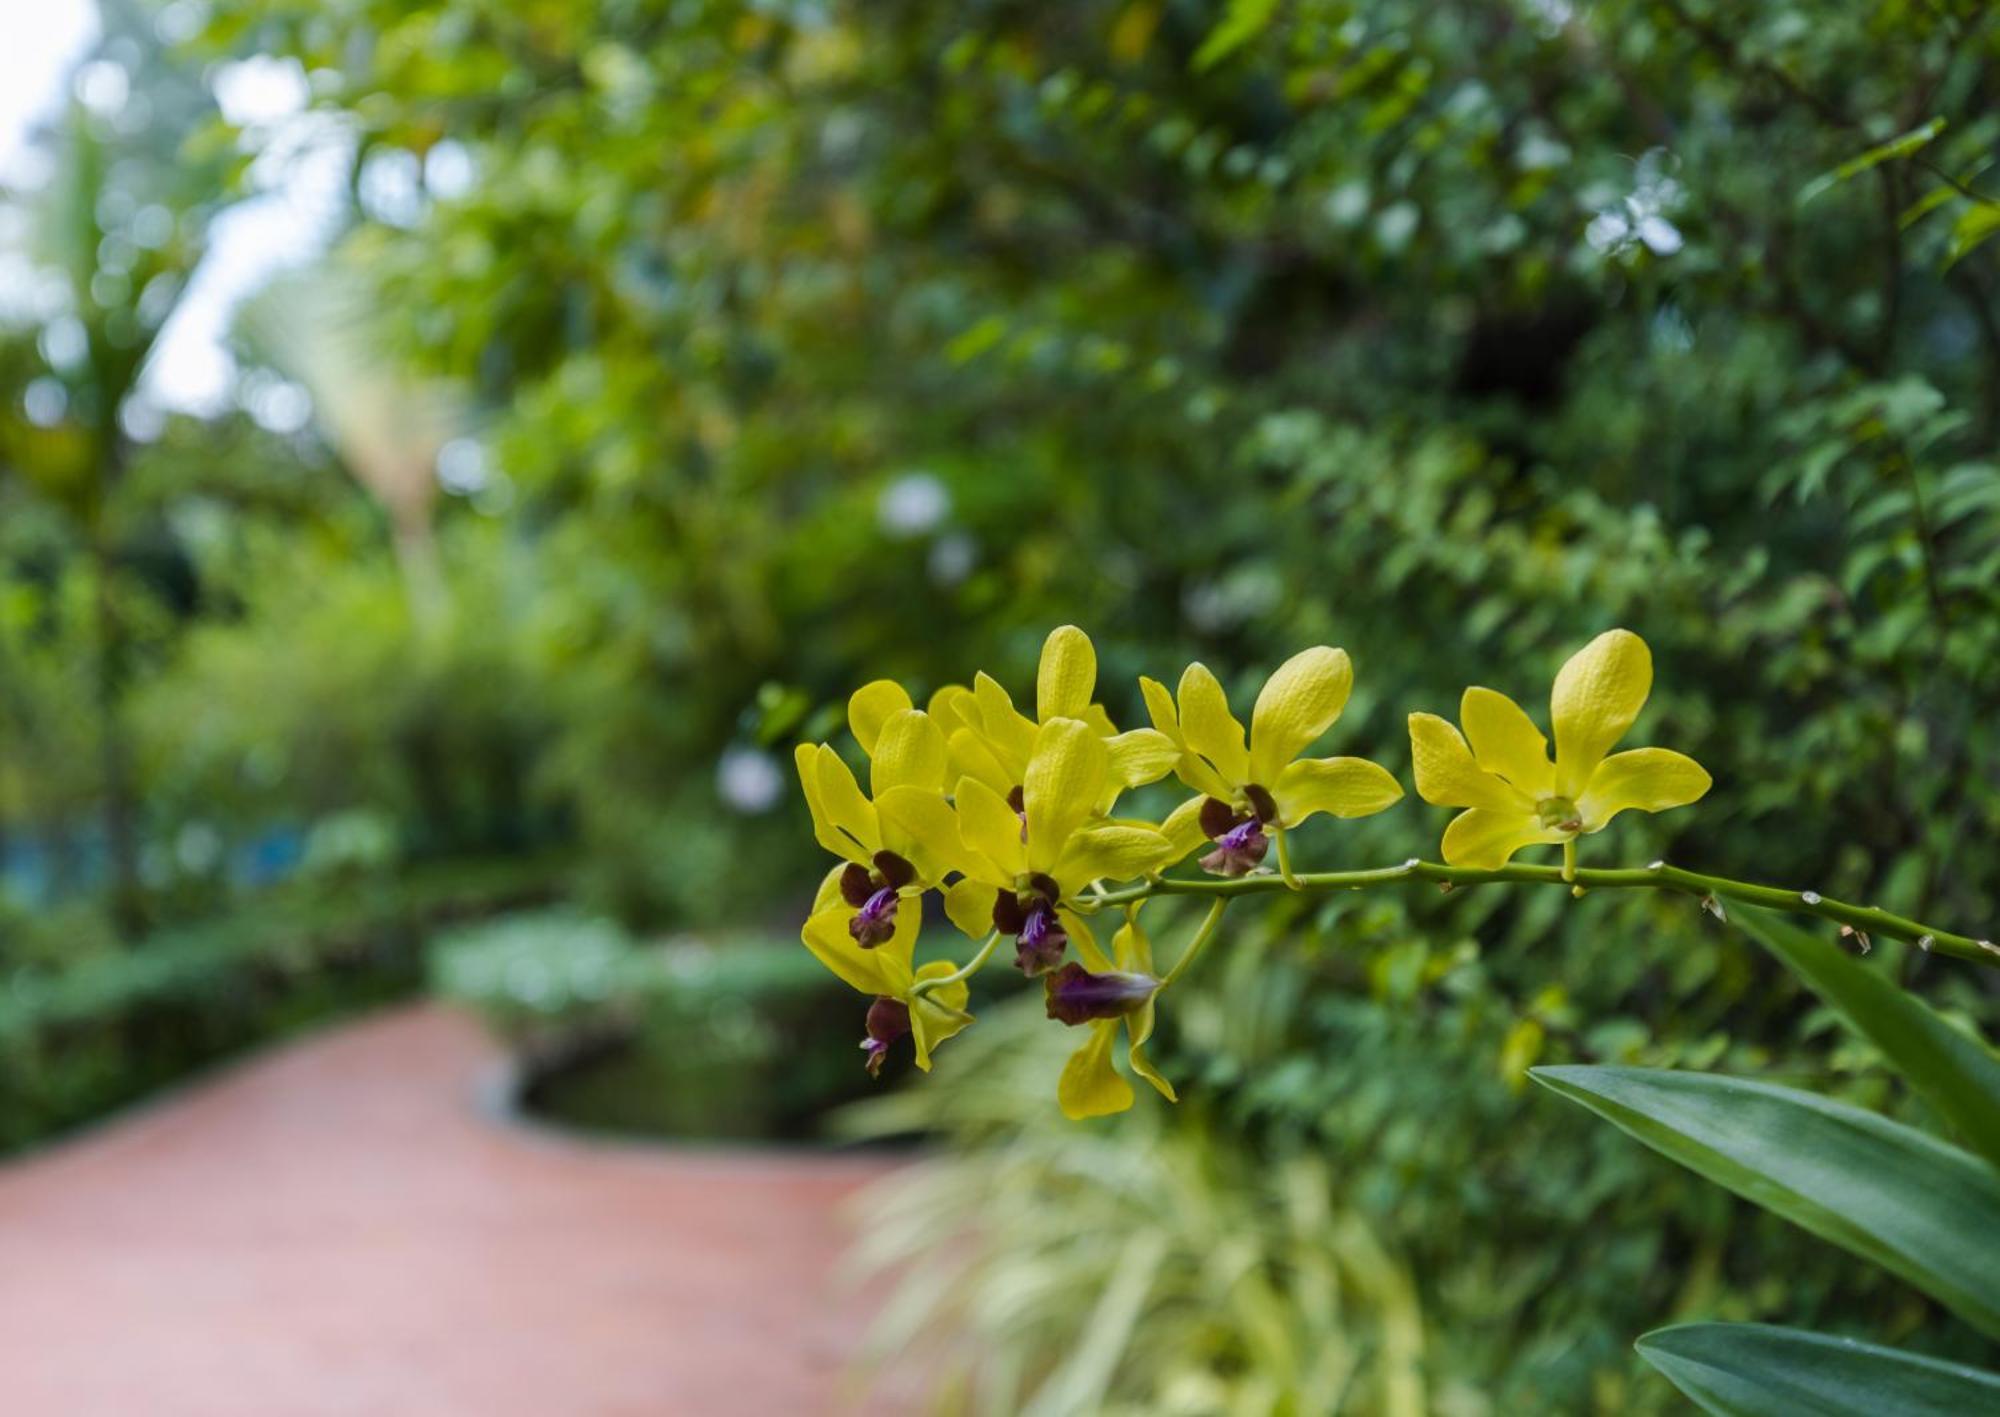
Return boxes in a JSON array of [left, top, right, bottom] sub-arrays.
[[928, 532, 977, 585], [877, 471, 950, 537], [716, 745, 784, 814]]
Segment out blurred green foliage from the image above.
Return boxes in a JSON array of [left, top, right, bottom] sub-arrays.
[[0, 856, 560, 1152], [429, 909, 875, 1139], [0, 0, 1996, 1409]]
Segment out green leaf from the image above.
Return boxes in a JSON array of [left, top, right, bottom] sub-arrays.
[[1736, 907, 2000, 1173], [1799, 118, 1945, 206], [1636, 1322, 2000, 1416], [1530, 1066, 2000, 1338], [1191, 0, 1280, 72], [1947, 201, 2000, 267]]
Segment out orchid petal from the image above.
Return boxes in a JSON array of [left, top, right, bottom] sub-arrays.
[[1052, 823, 1176, 893], [869, 709, 948, 796], [1551, 629, 1652, 798], [1058, 1019, 1134, 1119], [1036, 624, 1097, 722], [1460, 686, 1555, 798], [848, 680, 913, 757], [1408, 714, 1533, 812], [1577, 747, 1712, 832], [1440, 807, 1566, 869], [1176, 662, 1250, 785], [1249, 646, 1352, 784], [1270, 756, 1404, 827], [955, 775, 1029, 880], [1023, 717, 1109, 874], [908, 961, 971, 1071]]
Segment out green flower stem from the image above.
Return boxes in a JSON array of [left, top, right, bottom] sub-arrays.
[[1091, 861, 2000, 971], [1273, 823, 1302, 888], [1160, 898, 1228, 989], [911, 930, 1003, 999]]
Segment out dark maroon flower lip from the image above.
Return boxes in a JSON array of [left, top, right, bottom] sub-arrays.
[[1013, 900, 1068, 976], [841, 849, 920, 948], [848, 886, 900, 947], [1044, 963, 1160, 1026], [842, 850, 917, 907], [860, 996, 911, 1077], [1199, 814, 1268, 877], [991, 876, 1068, 974], [1199, 796, 1241, 839]]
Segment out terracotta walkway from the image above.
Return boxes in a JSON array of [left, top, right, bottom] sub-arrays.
[[0, 1005, 904, 1416]]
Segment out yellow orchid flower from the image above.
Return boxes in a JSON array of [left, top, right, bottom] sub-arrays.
[[795, 705, 973, 1073], [942, 716, 1178, 975], [1141, 647, 1404, 877], [1408, 628, 1712, 870], [801, 864, 971, 1075], [925, 625, 1181, 815], [1046, 913, 1177, 1120]]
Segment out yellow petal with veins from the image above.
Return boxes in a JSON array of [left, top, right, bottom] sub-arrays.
[[810, 863, 848, 915], [1270, 756, 1403, 827], [874, 784, 961, 882], [1551, 629, 1652, 798], [796, 748, 876, 856], [944, 876, 997, 939], [972, 671, 1038, 767], [796, 744, 866, 864], [1052, 823, 1176, 895], [1577, 747, 1711, 832], [1058, 1019, 1134, 1119], [1176, 662, 1250, 784], [1104, 728, 1181, 790], [1249, 646, 1352, 784], [1440, 807, 1567, 868], [870, 708, 948, 796], [955, 775, 1027, 880], [1408, 714, 1533, 812], [801, 902, 906, 996], [1139, 675, 1181, 741], [927, 683, 977, 738], [848, 680, 913, 756], [1023, 717, 1109, 874], [812, 745, 881, 855], [1159, 795, 1209, 862], [946, 726, 1016, 799], [1063, 907, 1112, 971], [1460, 686, 1555, 798], [1037, 624, 1097, 722], [1114, 919, 1176, 1103], [908, 962, 971, 1071]]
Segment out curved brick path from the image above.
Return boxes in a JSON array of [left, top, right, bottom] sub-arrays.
[[0, 1005, 904, 1415]]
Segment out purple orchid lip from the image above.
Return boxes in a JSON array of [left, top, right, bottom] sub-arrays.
[[848, 886, 900, 948], [1044, 963, 1160, 1026], [1200, 815, 1268, 877], [861, 996, 911, 1077], [991, 876, 1068, 974], [1014, 900, 1069, 976]]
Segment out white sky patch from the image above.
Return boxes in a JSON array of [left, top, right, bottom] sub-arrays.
[[0, 0, 97, 186], [142, 92, 352, 414], [1, 8, 348, 416]]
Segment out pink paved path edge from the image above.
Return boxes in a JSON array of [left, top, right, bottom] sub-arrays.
[[0, 1004, 908, 1416]]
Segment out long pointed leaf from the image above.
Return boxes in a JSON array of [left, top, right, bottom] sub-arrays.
[[1636, 1322, 2000, 1416], [1531, 1065, 2000, 1338], [1737, 906, 2000, 1172]]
